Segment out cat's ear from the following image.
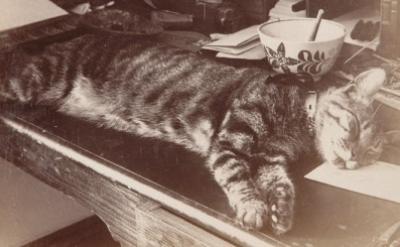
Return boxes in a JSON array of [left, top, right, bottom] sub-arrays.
[[353, 68, 386, 98]]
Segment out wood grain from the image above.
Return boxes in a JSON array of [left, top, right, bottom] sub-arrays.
[[136, 200, 235, 247], [0, 113, 252, 247], [0, 115, 141, 245], [0, 112, 280, 247]]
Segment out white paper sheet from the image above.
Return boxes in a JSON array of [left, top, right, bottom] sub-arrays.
[[0, 0, 68, 32], [305, 161, 400, 204], [202, 39, 260, 55], [202, 25, 259, 48]]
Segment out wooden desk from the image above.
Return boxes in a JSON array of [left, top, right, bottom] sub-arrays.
[[0, 97, 399, 247], [1, 19, 400, 246], [0, 106, 279, 247]]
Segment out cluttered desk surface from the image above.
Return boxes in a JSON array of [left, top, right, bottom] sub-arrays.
[[1, 50, 400, 247], [1, 89, 399, 247], [1, 1, 400, 246]]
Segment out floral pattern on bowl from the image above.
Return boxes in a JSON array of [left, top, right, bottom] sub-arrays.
[[297, 49, 329, 74], [264, 42, 329, 75], [264, 43, 300, 73]]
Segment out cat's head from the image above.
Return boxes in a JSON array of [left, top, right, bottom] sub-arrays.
[[316, 68, 386, 169]]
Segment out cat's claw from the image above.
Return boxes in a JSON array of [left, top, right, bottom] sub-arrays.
[[235, 199, 268, 230], [267, 185, 294, 235]]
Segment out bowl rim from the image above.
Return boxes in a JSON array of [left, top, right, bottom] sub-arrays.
[[257, 18, 346, 45]]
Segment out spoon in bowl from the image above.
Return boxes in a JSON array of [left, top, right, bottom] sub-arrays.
[[308, 9, 325, 41]]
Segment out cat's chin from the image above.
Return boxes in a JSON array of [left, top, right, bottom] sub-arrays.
[[344, 160, 359, 170], [329, 159, 371, 170]]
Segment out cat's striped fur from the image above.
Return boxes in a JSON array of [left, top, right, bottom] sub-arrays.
[[0, 34, 386, 234]]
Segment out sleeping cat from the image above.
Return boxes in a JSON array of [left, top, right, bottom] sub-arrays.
[[0, 34, 386, 234]]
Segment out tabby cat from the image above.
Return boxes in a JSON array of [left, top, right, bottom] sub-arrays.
[[0, 34, 386, 234]]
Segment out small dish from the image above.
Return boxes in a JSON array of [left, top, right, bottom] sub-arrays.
[[258, 18, 346, 81]]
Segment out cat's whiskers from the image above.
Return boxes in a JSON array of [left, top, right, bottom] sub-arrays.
[[370, 103, 383, 119]]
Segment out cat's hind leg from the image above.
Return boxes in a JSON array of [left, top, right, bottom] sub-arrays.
[[253, 156, 295, 235]]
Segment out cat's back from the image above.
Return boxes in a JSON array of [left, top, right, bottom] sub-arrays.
[[40, 35, 268, 131], [62, 35, 265, 115], [52, 34, 253, 87]]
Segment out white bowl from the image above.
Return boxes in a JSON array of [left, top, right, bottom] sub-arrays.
[[258, 18, 345, 81]]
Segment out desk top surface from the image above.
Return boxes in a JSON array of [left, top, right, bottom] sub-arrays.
[[2, 103, 399, 247], [1, 15, 400, 245]]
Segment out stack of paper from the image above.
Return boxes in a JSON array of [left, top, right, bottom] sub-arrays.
[[202, 25, 266, 60], [269, 0, 306, 20]]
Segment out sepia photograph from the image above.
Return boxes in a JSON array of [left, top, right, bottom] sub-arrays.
[[0, 0, 399, 246]]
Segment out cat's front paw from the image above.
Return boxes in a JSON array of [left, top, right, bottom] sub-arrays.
[[235, 199, 268, 230], [267, 184, 295, 235], [328, 156, 360, 170]]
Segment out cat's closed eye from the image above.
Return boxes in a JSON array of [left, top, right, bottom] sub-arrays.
[[361, 120, 372, 130]]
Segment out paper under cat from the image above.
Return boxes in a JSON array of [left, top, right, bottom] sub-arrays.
[[0, 35, 386, 234]]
